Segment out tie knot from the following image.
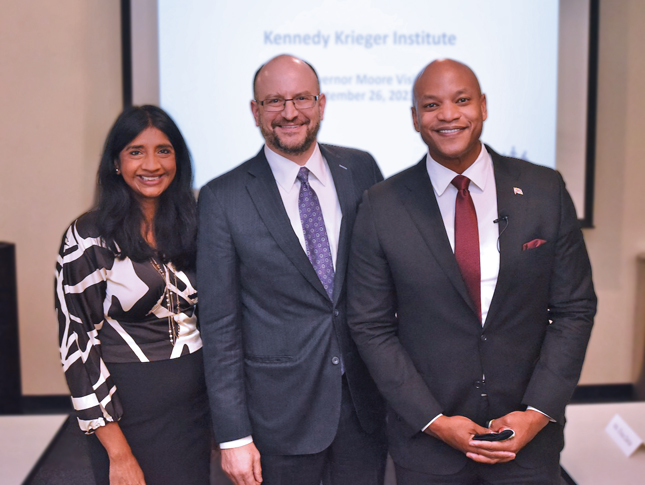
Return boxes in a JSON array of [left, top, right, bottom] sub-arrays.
[[297, 167, 310, 184], [452, 175, 471, 191]]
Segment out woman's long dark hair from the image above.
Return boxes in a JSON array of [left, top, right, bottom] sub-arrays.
[[96, 105, 196, 270]]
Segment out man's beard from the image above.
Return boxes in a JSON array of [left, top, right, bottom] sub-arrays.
[[260, 118, 321, 156]]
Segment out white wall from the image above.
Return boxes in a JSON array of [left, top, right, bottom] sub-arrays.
[[580, 0, 645, 384], [0, 0, 122, 394]]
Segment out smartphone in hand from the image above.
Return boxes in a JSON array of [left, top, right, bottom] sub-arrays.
[[472, 429, 515, 442]]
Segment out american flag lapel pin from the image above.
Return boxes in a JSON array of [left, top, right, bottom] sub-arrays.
[[513, 187, 523, 195]]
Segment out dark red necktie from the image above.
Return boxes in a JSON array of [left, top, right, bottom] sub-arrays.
[[452, 175, 481, 320]]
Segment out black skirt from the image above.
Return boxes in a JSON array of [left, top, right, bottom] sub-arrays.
[[87, 350, 211, 485]]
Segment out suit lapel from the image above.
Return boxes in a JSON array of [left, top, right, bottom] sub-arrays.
[[322, 145, 354, 304], [245, 150, 330, 301], [402, 159, 476, 315], [485, 147, 527, 328]]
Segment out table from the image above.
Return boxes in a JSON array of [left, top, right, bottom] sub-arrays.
[[0, 414, 68, 485], [561, 402, 645, 484]]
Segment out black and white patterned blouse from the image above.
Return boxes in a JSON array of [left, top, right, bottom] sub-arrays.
[[55, 212, 202, 433]]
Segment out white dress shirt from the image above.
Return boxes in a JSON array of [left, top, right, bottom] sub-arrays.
[[425, 143, 500, 325], [220, 143, 343, 449], [265, 143, 342, 268]]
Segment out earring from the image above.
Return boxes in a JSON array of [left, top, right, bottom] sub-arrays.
[[115, 167, 120, 175]]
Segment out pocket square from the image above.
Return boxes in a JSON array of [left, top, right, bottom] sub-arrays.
[[523, 238, 547, 251]]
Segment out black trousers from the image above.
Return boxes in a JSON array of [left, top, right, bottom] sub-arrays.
[[395, 457, 561, 485], [260, 375, 388, 485]]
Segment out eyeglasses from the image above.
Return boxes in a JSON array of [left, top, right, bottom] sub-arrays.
[[256, 95, 320, 112]]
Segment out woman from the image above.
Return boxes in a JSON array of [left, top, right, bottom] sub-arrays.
[[55, 105, 211, 484]]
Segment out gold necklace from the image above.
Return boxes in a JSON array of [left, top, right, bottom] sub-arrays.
[[150, 257, 180, 345]]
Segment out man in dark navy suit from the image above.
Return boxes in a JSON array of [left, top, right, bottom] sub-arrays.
[[197, 55, 387, 485], [348, 59, 596, 484]]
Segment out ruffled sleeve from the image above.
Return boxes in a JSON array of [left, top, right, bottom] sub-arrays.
[[54, 217, 124, 433]]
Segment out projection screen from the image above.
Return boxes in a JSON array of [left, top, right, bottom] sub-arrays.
[[126, 0, 597, 225]]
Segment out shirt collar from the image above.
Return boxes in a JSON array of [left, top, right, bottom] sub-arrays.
[[425, 143, 492, 196], [264, 143, 329, 192]]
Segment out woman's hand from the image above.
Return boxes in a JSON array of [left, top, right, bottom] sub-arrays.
[[94, 422, 146, 484], [108, 452, 146, 485]]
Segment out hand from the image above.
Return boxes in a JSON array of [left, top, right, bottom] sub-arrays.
[[94, 422, 145, 484], [220, 442, 263, 485], [471, 409, 549, 457], [425, 415, 516, 464], [108, 452, 146, 485]]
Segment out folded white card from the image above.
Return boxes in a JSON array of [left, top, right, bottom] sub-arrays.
[[605, 413, 644, 457]]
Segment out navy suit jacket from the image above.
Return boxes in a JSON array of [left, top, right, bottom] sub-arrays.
[[197, 144, 385, 455], [347, 146, 596, 474]]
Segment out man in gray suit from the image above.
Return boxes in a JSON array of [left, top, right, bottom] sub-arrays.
[[197, 55, 387, 485]]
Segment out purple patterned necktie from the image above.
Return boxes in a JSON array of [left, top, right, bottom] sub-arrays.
[[297, 167, 335, 298]]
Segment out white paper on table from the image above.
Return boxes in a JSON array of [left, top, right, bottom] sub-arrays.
[[605, 414, 644, 457]]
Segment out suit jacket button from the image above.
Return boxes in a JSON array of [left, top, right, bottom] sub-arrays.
[[332, 357, 340, 365], [480, 335, 487, 341], [333, 310, 340, 317]]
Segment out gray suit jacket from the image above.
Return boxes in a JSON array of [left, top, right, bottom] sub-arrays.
[[197, 144, 385, 455], [347, 146, 596, 474]]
